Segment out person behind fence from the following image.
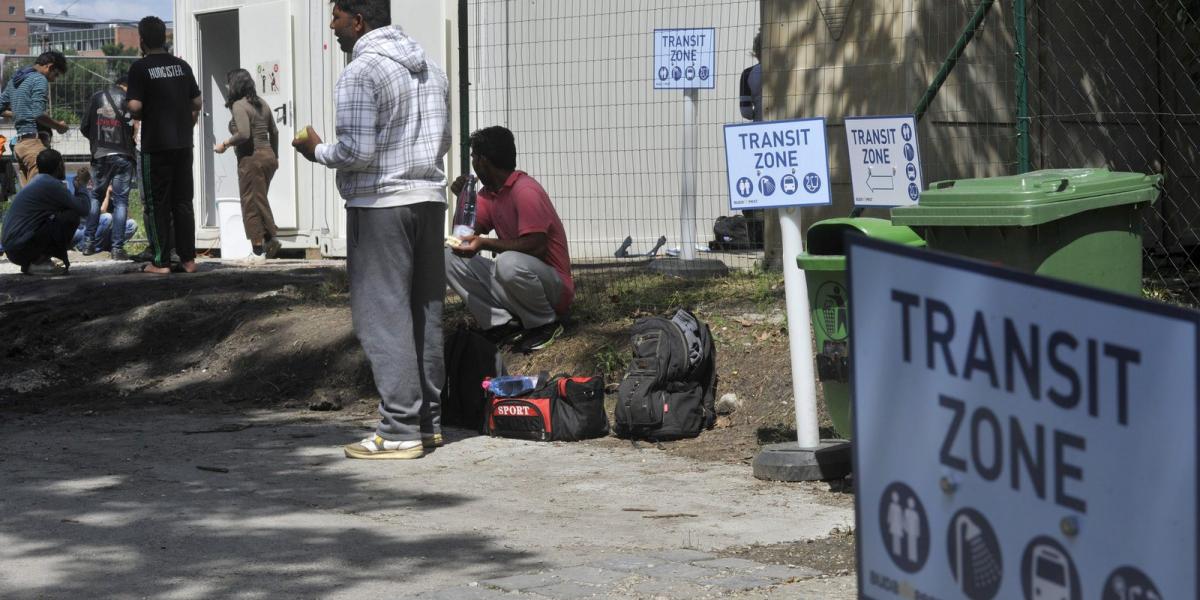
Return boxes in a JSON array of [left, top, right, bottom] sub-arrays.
[[1, 51, 69, 186], [127, 15, 203, 275], [1, 150, 86, 275], [79, 73, 137, 260], [445, 125, 574, 353], [738, 31, 762, 121], [293, 0, 451, 460], [214, 68, 282, 260], [68, 174, 138, 254]]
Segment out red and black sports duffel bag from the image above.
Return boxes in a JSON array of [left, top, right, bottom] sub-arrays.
[[485, 375, 609, 442]]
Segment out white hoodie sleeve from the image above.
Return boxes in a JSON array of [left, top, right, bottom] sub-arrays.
[[315, 64, 376, 171]]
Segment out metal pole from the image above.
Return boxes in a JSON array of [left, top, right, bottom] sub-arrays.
[[458, 0, 470, 176], [780, 207, 820, 448], [680, 87, 698, 261], [1014, 0, 1030, 173], [913, 0, 996, 122]]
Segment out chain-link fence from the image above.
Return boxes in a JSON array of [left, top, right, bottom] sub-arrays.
[[463, 0, 1200, 306], [0, 55, 137, 128], [1026, 1, 1200, 305], [466, 0, 764, 291]]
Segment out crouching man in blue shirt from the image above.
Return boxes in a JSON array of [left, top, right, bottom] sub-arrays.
[[1, 149, 88, 275]]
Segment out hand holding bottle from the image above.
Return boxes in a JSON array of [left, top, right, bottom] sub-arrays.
[[451, 173, 478, 239]]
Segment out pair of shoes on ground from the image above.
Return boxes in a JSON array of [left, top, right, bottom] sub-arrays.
[[344, 432, 444, 460], [20, 257, 67, 276], [481, 320, 565, 353]]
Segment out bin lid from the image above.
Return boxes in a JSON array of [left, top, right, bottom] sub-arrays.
[[891, 168, 1162, 227], [798, 217, 925, 271]]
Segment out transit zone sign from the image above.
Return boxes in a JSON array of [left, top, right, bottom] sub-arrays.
[[723, 118, 832, 210], [847, 237, 1199, 600], [843, 115, 923, 207], [653, 28, 715, 90]]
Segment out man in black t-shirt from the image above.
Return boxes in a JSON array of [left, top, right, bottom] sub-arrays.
[[126, 15, 202, 274]]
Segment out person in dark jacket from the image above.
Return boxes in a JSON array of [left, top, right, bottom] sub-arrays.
[[0, 149, 86, 275], [79, 73, 137, 260]]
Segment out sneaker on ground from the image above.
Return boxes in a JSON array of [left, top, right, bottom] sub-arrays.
[[110, 248, 129, 261], [481, 320, 524, 345], [131, 248, 154, 263], [344, 435, 425, 460], [80, 245, 97, 256], [264, 238, 283, 259], [23, 258, 67, 276], [422, 433, 444, 449], [518, 321, 564, 352]]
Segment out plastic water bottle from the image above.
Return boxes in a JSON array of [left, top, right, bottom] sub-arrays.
[[486, 374, 540, 397], [452, 174, 478, 238]]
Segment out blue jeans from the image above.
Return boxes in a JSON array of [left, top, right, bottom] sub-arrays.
[[83, 154, 134, 251], [73, 213, 138, 252]]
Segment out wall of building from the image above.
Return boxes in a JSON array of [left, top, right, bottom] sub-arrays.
[[0, 0, 27, 54]]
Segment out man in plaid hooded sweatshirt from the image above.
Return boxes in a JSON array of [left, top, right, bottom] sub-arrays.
[[295, 0, 451, 460]]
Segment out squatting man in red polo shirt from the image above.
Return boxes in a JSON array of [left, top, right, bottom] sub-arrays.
[[446, 126, 574, 352]]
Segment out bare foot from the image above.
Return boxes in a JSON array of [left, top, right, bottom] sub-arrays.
[[142, 264, 171, 275], [180, 260, 198, 273]]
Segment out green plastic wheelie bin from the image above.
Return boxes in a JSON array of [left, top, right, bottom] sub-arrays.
[[890, 168, 1162, 295], [797, 218, 925, 439]]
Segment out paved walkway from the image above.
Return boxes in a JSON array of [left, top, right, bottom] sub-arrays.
[[414, 551, 855, 599], [0, 408, 855, 599]]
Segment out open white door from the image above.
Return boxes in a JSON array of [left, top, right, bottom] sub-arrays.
[[239, 0, 297, 230]]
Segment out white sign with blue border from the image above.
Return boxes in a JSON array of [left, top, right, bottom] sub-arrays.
[[653, 28, 715, 90], [848, 236, 1199, 600], [844, 115, 923, 207], [723, 118, 832, 210]]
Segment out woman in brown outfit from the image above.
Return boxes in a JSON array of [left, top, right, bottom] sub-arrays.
[[214, 68, 280, 258]]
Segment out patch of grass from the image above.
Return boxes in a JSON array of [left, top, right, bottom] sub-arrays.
[[317, 267, 349, 299], [593, 343, 628, 378], [572, 270, 785, 323]]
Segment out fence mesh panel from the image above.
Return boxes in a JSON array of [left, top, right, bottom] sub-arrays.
[[1026, 1, 1200, 305], [465, 1, 1200, 306], [466, 0, 764, 293]]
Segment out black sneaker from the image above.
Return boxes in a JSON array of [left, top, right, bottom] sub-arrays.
[[110, 248, 129, 261], [482, 320, 524, 346], [131, 248, 154, 263], [517, 322, 564, 352]]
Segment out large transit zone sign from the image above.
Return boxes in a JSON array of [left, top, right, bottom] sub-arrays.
[[653, 28, 715, 90], [723, 118, 831, 210], [847, 237, 1199, 600]]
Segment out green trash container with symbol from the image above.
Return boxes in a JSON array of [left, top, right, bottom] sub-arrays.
[[890, 168, 1162, 295], [797, 218, 925, 439]]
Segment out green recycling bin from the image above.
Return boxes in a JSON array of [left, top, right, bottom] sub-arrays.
[[890, 168, 1162, 295], [797, 218, 925, 439]]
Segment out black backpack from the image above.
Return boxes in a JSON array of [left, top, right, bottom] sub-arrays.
[[441, 326, 507, 432], [614, 309, 717, 440], [709, 214, 764, 250]]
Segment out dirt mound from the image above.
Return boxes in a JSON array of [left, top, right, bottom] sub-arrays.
[[1, 262, 828, 465]]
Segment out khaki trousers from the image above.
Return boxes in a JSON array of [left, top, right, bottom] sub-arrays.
[[14, 137, 47, 186], [236, 148, 279, 245]]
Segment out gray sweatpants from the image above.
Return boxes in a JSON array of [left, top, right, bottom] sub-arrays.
[[348, 203, 446, 441], [445, 248, 563, 330]]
